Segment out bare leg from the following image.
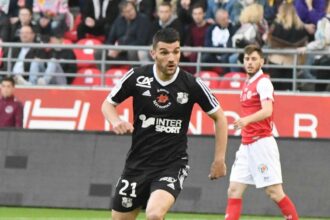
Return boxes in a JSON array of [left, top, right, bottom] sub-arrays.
[[145, 189, 175, 220], [112, 208, 140, 220]]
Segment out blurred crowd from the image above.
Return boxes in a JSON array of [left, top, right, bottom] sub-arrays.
[[0, 0, 329, 91]]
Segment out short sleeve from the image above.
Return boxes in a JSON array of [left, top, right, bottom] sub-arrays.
[[256, 77, 274, 101], [193, 78, 220, 114], [106, 68, 135, 105]]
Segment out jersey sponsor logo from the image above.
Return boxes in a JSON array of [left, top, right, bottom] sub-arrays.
[[121, 197, 133, 208], [139, 114, 155, 128], [139, 114, 182, 133], [5, 105, 14, 114], [153, 89, 171, 109], [241, 90, 258, 101], [177, 92, 189, 104], [136, 76, 153, 88], [142, 90, 151, 97]]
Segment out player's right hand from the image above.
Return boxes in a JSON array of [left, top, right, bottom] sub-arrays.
[[112, 121, 134, 135]]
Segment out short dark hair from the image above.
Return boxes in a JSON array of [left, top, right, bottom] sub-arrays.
[[119, 0, 136, 12], [191, 3, 205, 13], [152, 28, 180, 49], [244, 44, 263, 58], [159, 2, 172, 9], [1, 76, 15, 86]]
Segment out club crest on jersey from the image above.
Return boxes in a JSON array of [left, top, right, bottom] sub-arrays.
[[153, 89, 171, 109], [122, 197, 133, 208], [5, 105, 14, 114], [176, 92, 189, 104], [136, 76, 153, 88]]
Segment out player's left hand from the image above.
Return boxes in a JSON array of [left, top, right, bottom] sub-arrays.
[[208, 159, 226, 180]]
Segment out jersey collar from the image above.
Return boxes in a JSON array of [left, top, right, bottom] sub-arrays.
[[248, 69, 263, 84], [153, 64, 180, 87]]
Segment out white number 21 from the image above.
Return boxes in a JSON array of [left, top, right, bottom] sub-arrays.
[[119, 179, 137, 198]]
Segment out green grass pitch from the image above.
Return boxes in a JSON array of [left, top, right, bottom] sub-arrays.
[[0, 207, 328, 220]]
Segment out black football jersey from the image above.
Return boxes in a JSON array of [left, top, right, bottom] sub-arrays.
[[107, 64, 220, 174]]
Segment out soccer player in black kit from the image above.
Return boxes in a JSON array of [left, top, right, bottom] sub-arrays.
[[102, 28, 228, 220]]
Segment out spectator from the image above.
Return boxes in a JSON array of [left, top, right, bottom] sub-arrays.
[[77, 0, 121, 40], [229, 3, 268, 72], [205, 0, 228, 24], [156, 0, 178, 16], [8, 25, 47, 85], [267, 1, 309, 90], [297, 1, 330, 91], [0, 76, 23, 128], [128, 0, 157, 20], [100, 0, 151, 66], [149, 2, 183, 44], [0, 8, 11, 42], [183, 3, 209, 72], [202, 8, 236, 72], [225, 0, 269, 27], [177, 0, 206, 30], [32, 0, 71, 38], [29, 34, 77, 85], [294, 0, 327, 26], [10, 7, 34, 42]]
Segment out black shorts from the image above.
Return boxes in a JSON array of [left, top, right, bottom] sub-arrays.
[[111, 159, 190, 212]]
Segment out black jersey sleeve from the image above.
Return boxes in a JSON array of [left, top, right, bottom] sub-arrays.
[[106, 68, 135, 105], [192, 77, 220, 114]]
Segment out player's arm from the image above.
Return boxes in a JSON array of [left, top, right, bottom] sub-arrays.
[[101, 68, 135, 135], [234, 100, 273, 130], [208, 107, 228, 180], [101, 100, 134, 135]]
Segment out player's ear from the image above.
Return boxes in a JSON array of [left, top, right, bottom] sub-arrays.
[[261, 57, 264, 66], [150, 49, 156, 60]]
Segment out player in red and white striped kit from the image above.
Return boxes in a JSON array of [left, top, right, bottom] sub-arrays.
[[224, 45, 299, 220]]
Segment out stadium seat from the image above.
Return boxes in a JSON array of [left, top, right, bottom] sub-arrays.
[[105, 68, 129, 86], [62, 38, 73, 44], [73, 38, 102, 69], [72, 67, 101, 86], [85, 33, 106, 43], [198, 71, 220, 89], [219, 72, 246, 90]]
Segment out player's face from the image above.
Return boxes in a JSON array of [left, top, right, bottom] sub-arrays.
[[243, 51, 264, 76], [151, 41, 181, 80], [0, 81, 15, 98]]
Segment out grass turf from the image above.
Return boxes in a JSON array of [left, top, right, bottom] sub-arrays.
[[0, 207, 328, 220]]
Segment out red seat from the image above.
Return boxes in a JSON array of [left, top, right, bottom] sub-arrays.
[[198, 71, 220, 89], [72, 67, 101, 86], [73, 38, 102, 69], [219, 72, 246, 90], [62, 38, 73, 44], [105, 68, 129, 86], [85, 33, 106, 43]]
